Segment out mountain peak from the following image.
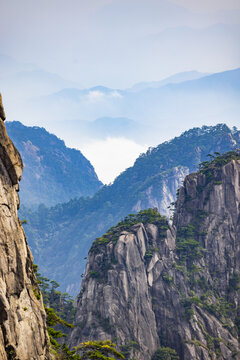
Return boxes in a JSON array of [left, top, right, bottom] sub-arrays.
[[70, 155, 240, 359], [22, 123, 240, 295]]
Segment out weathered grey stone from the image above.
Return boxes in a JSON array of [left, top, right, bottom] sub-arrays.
[[0, 115, 50, 359], [70, 159, 240, 359], [133, 166, 189, 218]]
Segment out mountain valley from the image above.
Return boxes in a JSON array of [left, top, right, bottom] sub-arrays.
[[6, 121, 102, 207], [1, 1, 240, 358], [19, 124, 240, 295]]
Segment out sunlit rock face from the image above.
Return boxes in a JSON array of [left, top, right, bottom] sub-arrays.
[[70, 156, 240, 360], [0, 96, 50, 360]]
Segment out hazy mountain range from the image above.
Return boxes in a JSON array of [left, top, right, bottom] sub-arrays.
[[2, 55, 239, 151], [19, 123, 240, 295], [2, 1, 240, 87]]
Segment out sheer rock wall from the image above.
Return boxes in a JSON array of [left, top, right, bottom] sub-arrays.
[[0, 96, 50, 360], [70, 158, 240, 359]]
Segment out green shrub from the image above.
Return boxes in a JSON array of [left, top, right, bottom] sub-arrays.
[[152, 347, 179, 360]]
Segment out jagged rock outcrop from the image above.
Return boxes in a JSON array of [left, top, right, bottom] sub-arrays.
[[70, 153, 240, 359], [0, 96, 50, 360], [21, 123, 240, 296]]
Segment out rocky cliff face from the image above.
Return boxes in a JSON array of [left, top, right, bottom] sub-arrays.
[[22, 123, 240, 296], [0, 96, 50, 360], [132, 166, 189, 217], [70, 153, 240, 359]]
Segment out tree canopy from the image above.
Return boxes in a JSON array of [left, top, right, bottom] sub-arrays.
[[76, 340, 125, 360]]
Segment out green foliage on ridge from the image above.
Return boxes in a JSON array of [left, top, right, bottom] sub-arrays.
[[21, 124, 240, 295], [199, 149, 240, 173], [91, 208, 168, 252]]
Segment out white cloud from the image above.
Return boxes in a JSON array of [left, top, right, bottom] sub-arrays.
[[86, 90, 123, 102], [81, 137, 148, 184], [87, 90, 105, 102], [110, 91, 122, 98]]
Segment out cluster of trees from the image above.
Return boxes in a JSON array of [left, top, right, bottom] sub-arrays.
[[34, 265, 126, 359], [199, 150, 240, 173]]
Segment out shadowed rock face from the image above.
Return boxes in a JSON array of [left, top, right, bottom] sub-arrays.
[[0, 96, 50, 360], [0, 94, 6, 121], [70, 157, 240, 360]]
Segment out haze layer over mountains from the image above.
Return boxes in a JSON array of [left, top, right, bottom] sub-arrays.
[[2, 59, 240, 182], [2, 0, 240, 183]]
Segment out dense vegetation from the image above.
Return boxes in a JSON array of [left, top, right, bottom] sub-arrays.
[[20, 124, 240, 294], [33, 266, 76, 355], [35, 266, 76, 326], [34, 266, 126, 359]]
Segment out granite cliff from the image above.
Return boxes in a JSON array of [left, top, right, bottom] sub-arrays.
[[21, 124, 240, 295], [0, 95, 50, 359], [70, 151, 240, 359]]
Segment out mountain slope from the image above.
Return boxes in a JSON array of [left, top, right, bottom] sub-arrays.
[[6, 121, 102, 207], [21, 124, 240, 295], [69, 152, 240, 359]]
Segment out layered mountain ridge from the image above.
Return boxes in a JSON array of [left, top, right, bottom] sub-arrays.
[[2, 65, 240, 147], [22, 123, 240, 295], [0, 97, 50, 359], [70, 152, 240, 360]]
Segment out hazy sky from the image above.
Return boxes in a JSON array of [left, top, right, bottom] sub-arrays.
[[171, 0, 240, 12], [1, 0, 240, 183], [1, 0, 240, 88]]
